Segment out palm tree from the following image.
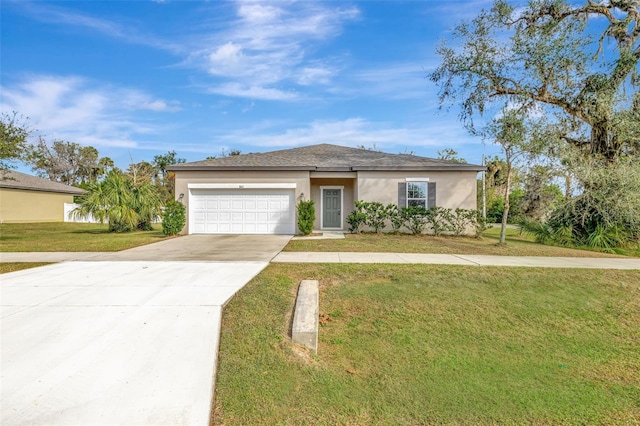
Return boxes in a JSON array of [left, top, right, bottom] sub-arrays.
[[74, 170, 163, 232]]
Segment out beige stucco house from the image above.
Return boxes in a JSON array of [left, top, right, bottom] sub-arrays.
[[169, 144, 485, 235], [0, 170, 85, 223]]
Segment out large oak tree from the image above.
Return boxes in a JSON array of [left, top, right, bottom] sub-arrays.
[[430, 0, 639, 161]]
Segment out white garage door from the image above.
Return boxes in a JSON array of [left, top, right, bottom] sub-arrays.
[[190, 188, 295, 234]]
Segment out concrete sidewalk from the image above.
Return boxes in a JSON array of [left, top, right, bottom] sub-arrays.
[[3, 250, 640, 269], [272, 252, 640, 269]]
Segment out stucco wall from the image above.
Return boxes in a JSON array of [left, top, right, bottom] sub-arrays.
[[173, 170, 310, 234], [0, 188, 75, 223], [173, 169, 480, 234], [357, 170, 479, 210]]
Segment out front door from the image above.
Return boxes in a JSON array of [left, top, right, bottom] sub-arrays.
[[322, 188, 342, 228]]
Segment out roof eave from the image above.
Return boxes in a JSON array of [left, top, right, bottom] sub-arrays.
[[168, 165, 316, 171], [169, 165, 487, 172], [0, 184, 86, 194], [352, 166, 487, 172]]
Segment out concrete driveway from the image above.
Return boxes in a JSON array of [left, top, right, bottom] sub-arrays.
[[1, 234, 291, 425], [92, 234, 293, 262]]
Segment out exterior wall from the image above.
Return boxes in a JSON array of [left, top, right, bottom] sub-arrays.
[[0, 188, 75, 223], [357, 170, 479, 210], [173, 170, 310, 234], [310, 178, 356, 230], [174, 169, 479, 234]]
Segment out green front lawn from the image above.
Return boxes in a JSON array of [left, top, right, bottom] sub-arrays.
[[286, 228, 634, 257], [0, 222, 169, 252], [0, 262, 52, 274], [213, 263, 640, 425]]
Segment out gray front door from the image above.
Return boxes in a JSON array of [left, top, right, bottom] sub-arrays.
[[322, 188, 341, 228]]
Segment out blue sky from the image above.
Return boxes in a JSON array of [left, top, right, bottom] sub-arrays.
[[1, 0, 505, 170]]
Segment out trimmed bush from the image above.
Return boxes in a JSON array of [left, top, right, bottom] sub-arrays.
[[346, 201, 368, 233], [387, 204, 404, 233], [425, 206, 453, 236], [401, 206, 429, 235], [363, 201, 389, 233], [162, 200, 186, 236], [297, 199, 315, 235]]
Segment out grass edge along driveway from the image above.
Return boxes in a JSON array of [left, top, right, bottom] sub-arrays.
[[213, 263, 640, 425]]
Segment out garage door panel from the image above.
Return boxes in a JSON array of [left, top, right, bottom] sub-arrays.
[[190, 188, 295, 235]]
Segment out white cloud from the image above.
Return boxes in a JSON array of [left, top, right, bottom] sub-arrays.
[[214, 118, 471, 149], [121, 91, 182, 112], [237, 2, 282, 23], [208, 82, 298, 101], [0, 75, 179, 148], [13, 1, 181, 53], [345, 63, 432, 100], [297, 66, 335, 86], [191, 0, 360, 99]]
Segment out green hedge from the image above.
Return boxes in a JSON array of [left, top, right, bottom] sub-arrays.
[[347, 201, 484, 237]]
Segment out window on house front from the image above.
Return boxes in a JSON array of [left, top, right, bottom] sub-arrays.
[[407, 182, 427, 208]]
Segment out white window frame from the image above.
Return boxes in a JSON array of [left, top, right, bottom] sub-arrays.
[[406, 181, 428, 208], [320, 186, 344, 230]]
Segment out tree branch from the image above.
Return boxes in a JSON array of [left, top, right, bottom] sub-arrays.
[[490, 86, 592, 124]]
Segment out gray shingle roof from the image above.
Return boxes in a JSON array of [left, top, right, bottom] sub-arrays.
[[169, 144, 485, 172], [0, 170, 86, 195]]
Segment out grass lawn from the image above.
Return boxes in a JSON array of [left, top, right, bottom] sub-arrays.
[[213, 263, 640, 425], [0, 262, 51, 274], [0, 222, 169, 252], [285, 227, 636, 257]]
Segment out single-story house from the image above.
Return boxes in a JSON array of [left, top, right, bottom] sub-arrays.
[[169, 143, 485, 235], [0, 170, 85, 223]]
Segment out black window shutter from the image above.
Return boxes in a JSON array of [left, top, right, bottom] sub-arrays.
[[427, 182, 436, 208], [398, 182, 407, 207]]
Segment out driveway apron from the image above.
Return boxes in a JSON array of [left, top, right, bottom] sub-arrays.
[[1, 235, 291, 425]]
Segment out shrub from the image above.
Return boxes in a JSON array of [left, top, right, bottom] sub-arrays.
[[346, 201, 368, 233], [162, 200, 186, 236], [520, 220, 554, 244], [425, 206, 453, 236], [387, 204, 404, 233], [449, 208, 472, 236], [586, 224, 625, 252], [363, 201, 388, 233], [297, 199, 315, 236], [471, 210, 487, 238], [401, 206, 429, 235]]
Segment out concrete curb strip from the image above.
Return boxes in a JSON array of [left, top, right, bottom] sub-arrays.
[[292, 280, 319, 354]]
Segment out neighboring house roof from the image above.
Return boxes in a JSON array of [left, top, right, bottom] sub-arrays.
[[169, 143, 485, 172], [0, 170, 86, 195]]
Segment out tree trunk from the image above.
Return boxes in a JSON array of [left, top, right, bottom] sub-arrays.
[[565, 174, 572, 199], [499, 161, 512, 245]]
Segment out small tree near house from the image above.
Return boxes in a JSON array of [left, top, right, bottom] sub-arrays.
[[297, 199, 315, 236]]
